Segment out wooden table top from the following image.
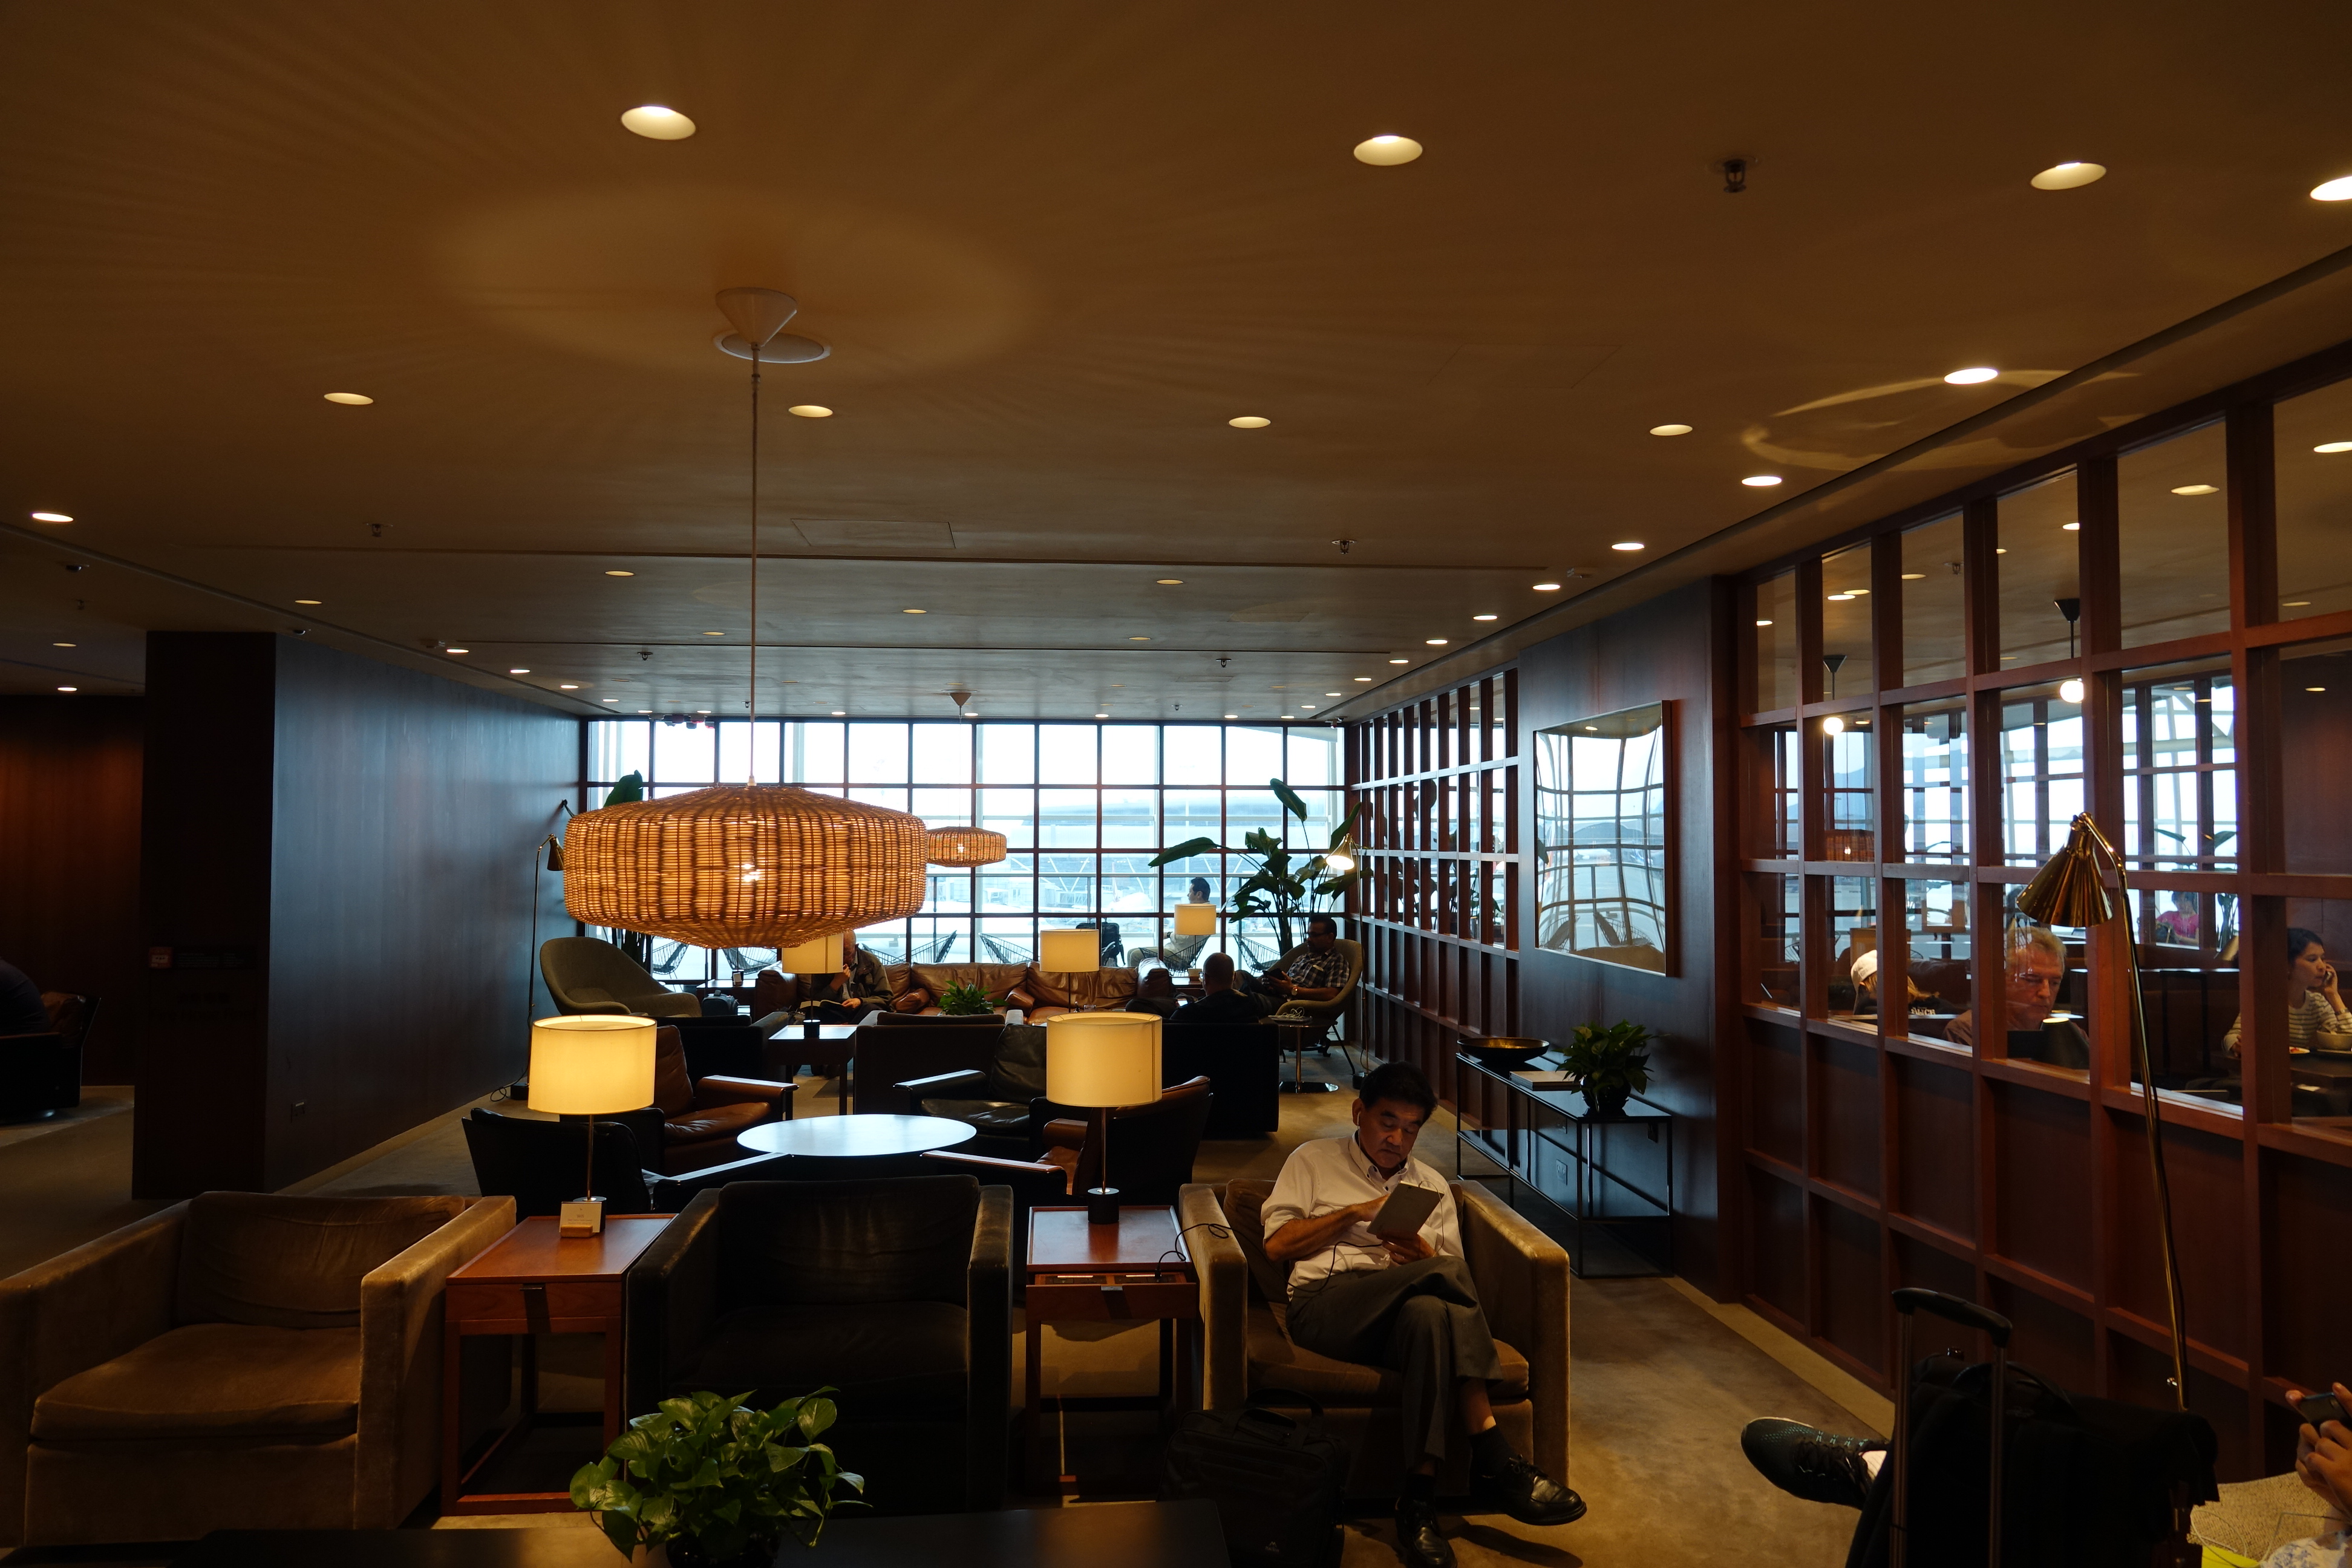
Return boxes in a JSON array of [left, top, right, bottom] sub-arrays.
[[448, 1215, 673, 1285], [1027, 1205, 1188, 1275], [736, 1112, 976, 1158]]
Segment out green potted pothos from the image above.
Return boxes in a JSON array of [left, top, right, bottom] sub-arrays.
[[1557, 1020, 1654, 1118], [571, 1389, 863, 1566]]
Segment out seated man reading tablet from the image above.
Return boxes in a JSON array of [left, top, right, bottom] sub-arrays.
[[1262, 1062, 1584, 1567]]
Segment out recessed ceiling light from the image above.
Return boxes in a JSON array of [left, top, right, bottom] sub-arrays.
[[1129, 635, 1150, 641], [559, 684, 581, 690], [323, 392, 373, 405], [1229, 416, 1271, 429], [1944, 367, 1999, 385], [831, 710, 846, 716], [704, 630, 725, 635], [509, 667, 531, 674], [29, 511, 72, 523], [1742, 475, 1783, 487], [1996, 548, 2008, 555], [1389, 657, 1408, 664], [56, 686, 76, 693], [2171, 483, 2219, 496], [788, 405, 832, 418], [601, 697, 619, 702], [446, 647, 469, 655], [1157, 578, 1183, 584], [1610, 541, 1645, 552], [1532, 581, 1561, 591], [1827, 592, 1856, 601], [606, 569, 635, 577], [1901, 572, 1926, 580], [695, 710, 711, 716], [52, 641, 74, 647], [2061, 521, 2080, 531], [1472, 613, 1498, 622], [1094, 712, 1109, 718], [2031, 161, 2106, 191], [1325, 691, 1342, 696], [1224, 713, 1238, 719], [1301, 705, 1316, 711], [1649, 423, 1693, 437], [2284, 599, 2313, 607], [1110, 684, 1123, 688], [1849, 588, 1869, 595], [2316, 442, 2352, 454], [620, 105, 695, 140], [903, 608, 927, 614], [2311, 175, 2352, 202], [1425, 638, 1448, 646], [1354, 676, 1372, 681], [295, 598, 322, 605], [1755, 619, 1773, 627], [2308, 685, 2328, 692], [1353, 134, 1422, 166]]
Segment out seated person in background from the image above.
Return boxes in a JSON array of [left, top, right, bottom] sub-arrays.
[[1171, 952, 1267, 1025], [1946, 926, 2089, 1068], [1264, 1062, 1584, 1566], [1132, 877, 1215, 973], [0, 957, 48, 1037], [2224, 925, 2351, 1057], [1847, 949, 1932, 1016], [2154, 890, 2201, 946], [1250, 913, 1350, 1010], [802, 931, 892, 1022], [1126, 967, 1180, 1018]]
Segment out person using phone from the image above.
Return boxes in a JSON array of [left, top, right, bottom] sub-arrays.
[[1260, 1062, 1584, 1567], [2290, 1383, 2352, 1518], [2223, 927, 2351, 1057]]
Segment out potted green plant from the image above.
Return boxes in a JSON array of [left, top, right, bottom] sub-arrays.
[[571, 1388, 863, 1566], [1151, 777, 1359, 953], [936, 979, 1001, 1018], [1557, 1020, 1653, 1118]]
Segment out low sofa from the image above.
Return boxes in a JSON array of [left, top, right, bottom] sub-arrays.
[[753, 961, 1139, 1020], [1180, 1177, 1568, 1498], [0, 1192, 514, 1546]]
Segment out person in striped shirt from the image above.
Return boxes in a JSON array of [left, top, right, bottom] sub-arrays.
[[2224, 926, 2351, 1056]]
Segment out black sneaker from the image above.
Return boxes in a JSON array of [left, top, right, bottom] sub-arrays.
[[1472, 1451, 1588, 1526], [1393, 1493, 1455, 1568], [1739, 1417, 1884, 1508]]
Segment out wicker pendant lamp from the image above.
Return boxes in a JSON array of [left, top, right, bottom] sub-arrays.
[[926, 826, 1008, 867], [564, 288, 926, 948]]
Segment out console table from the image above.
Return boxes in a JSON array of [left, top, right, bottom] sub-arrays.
[[1454, 1051, 1673, 1278]]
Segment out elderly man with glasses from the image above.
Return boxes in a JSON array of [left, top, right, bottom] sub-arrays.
[[1945, 925, 2088, 1067]]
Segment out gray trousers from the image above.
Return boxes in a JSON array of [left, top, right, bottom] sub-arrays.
[[1286, 1255, 1503, 1463]]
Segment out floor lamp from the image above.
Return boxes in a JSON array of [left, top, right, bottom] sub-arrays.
[[522, 803, 573, 1044], [2016, 811, 2189, 1408]]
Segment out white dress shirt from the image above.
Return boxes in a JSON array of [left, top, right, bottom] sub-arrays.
[[1261, 1131, 1462, 1294]]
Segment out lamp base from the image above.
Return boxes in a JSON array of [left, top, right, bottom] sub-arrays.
[[1084, 1186, 1122, 1225], [558, 1197, 606, 1238]]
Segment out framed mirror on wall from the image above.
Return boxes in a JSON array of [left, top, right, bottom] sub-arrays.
[[1534, 701, 1673, 974]]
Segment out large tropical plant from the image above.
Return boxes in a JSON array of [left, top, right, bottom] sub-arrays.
[[1151, 778, 1359, 953]]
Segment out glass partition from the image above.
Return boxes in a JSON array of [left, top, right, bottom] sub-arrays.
[[1901, 513, 1967, 685], [1821, 541, 1876, 696], [1998, 679, 2088, 866], [2119, 420, 2231, 647], [2120, 659, 2237, 872], [1896, 701, 1968, 863], [1755, 572, 1799, 711], [2275, 379, 2352, 622], [1999, 472, 2080, 669]]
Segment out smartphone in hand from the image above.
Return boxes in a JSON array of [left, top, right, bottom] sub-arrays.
[[2298, 1392, 2350, 1429]]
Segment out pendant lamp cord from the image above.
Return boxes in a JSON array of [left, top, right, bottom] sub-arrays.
[[748, 347, 760, 783]]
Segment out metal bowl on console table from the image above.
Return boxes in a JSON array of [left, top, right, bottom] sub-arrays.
[[1459, 1036, 1552, 1070]]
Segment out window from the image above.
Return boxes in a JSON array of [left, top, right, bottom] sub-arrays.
[[581, 719, 1341, 982], [2119, 421, 2231, 647]]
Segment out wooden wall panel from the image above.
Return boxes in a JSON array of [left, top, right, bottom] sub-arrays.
[[1747, 1168, 1807, 1325], [1987, 1278, 2097, 1394], [1746, 1022, 1804, 1168], [1815, 1197, 1887, 1373], [2108, 1114, 2249, 1362], [0, 696, 144, 1081], [1892, 1054, 1976, 1240], [1989, 1082, 2092, 1292], [2265, 1149, 2352, 1397], [1813, 1035, 1881, 1199], [1891, 1234, 1984, 1361]]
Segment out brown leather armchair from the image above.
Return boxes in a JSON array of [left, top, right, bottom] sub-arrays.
[[1180, 1176, 1568, 1500], [0, 1192, 515, 1546], [611, 1025, 794, 1175]]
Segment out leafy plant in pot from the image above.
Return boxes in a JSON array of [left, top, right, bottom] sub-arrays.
[[936, 979, 1000, 1018], [571, 1388, 863, 1565], [1557, 1020, 1653, 1118]]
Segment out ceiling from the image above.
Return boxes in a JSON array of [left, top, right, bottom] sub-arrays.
[[6, 1, 2352, 720]]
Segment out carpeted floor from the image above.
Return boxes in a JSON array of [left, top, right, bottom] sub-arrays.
[[1, 1056, 1881, 1565]]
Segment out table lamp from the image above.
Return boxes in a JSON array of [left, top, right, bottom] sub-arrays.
[[1173, 901, 1218, 938], [528, 1015, 656, 1236], [1046, 1012, 1162, 1223], [777, 933, 844, 973], [1039, 928, 1100, 973]]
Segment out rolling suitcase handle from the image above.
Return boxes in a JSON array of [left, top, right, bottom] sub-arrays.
[[1890, 1289, 2013, 1568]]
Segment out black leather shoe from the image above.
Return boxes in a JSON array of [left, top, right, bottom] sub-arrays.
[[1393, 1494, 1455, 1568], [1473, 1451, 1588, 1526], [1739, 1417, 1883, 1508]]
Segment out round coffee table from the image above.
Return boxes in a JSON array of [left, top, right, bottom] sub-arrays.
[[735, 1113, 976, 1160]]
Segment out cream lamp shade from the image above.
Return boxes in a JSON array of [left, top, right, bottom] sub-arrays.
[[776, 932, 845, 973], [528, 1016, 656, 1115], [1045, 1012, 1162, 1107], [1039, 928, 1101, 973], [1173, 901, 1218, 937]]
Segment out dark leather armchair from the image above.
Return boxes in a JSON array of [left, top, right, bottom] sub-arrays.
[[612, 1025, 795, 1177], [461, 1109, 661, 1218], [0, 992, 96, 1122], [849, 1022, 1007, 1116], [895, 1025, 1049, 1146], [624, 1176, 1013, 1515]]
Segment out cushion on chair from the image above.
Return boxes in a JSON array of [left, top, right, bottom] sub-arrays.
[[1221, 1181, 1295, 1307], [682, 1301, 969, 1418], [33, 1322, 362, 1442], [176, 1193, 467, 1329], [715, 1177, 979, 1309], [652, 1028, 696, 1117], [919, 1098, 1031, 1133], [1021, 967, 1137, 1011], [994, 1025, 1049, 1098], [663, 1100, 771, 1145], [568, 985, 618, 1008], [1241, 1304, 1527, 1409]]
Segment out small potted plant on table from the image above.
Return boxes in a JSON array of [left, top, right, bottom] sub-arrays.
[[935, 979, 1005, 1021], [1558, 1020, 1654, 1119], [572, 1388, 863, 1565]]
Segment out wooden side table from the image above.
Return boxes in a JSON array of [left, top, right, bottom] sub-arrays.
[[440, 1215, 673, 1514], [1023, 1206, 1197, 1494]]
